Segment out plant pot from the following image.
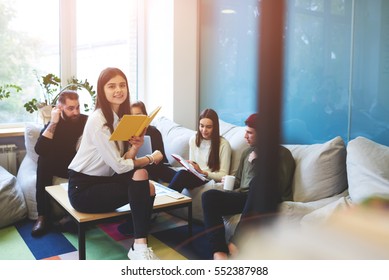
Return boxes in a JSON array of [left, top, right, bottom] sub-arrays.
[[38, 105, 53, 125]]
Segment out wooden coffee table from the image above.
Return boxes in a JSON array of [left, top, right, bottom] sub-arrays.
[[45, 182, 192, 260]]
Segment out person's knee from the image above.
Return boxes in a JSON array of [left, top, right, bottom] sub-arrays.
[[176, 169, 186, 175], [175, 169, 188, 178], [202, 189, 220, 208], [149, 181, 155, 196], [132, 168, 149, 181]]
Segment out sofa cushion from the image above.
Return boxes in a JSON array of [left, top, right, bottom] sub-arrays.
[[284, 136, 348, 202], [153, 116, 196, 167], [347, 136, 389, 203], [279, 189, 349, 224], [17, 155, 38, 220], [219, 120, 249, 176], [219, 119, 237, 135], [24, 122, 43, 163], [300, 194, 352, 227], [0, 166, 27, 228]]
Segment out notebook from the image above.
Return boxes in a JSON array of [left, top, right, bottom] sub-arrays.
[[137, 135, 153, 157]]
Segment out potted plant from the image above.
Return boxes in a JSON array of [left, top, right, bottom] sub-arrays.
[[24, 71, 96, 123]]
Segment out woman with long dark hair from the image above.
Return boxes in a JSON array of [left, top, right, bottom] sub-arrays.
[[167, 108, 232, 192], [68, 67, 163, 260]]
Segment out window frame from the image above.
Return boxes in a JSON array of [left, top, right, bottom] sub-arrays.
[[0, 0, 139, 131]]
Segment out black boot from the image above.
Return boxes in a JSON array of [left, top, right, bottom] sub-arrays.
[[31, 216, 47, 237]]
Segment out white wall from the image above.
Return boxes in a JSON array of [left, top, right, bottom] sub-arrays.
[[139, 0, 198, 130]]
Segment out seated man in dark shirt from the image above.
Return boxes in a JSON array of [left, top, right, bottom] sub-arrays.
[[31, 90, 88, 237], [201, 113, 296, 259]]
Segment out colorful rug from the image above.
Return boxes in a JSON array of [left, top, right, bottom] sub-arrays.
[[0, 212, 212, 260]]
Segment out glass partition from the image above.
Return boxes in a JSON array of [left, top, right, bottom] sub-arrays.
[[199, 0, 258, 126], [200, 0, 389, 145]]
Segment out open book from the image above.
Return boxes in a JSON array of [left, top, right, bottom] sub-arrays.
[[110, 106, 161, 141], [171, 153, 209, 182]]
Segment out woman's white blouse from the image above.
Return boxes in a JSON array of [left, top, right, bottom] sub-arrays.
[[68, 109, 135, 176], [188, 134, 231, 182]]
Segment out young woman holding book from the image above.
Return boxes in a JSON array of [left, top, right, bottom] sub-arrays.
[[67, 67, 163, 260], [167, 108, 232, 192]]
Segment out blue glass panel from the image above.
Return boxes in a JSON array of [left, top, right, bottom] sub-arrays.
[[282, 0, 352, 144], [350, 0, 389, 145], [200, 0, 389, 146], [199, 0, 258, 125]]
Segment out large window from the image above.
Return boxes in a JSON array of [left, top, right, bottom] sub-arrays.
[[0, 0, 60, 123], [0, 0, 138, 124], [76, 0, 138, 102]]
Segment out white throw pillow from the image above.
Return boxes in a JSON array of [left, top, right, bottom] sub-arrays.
[[17, 155, 38, 220], [284, 136, 348, 202], [24, 122, 43, 163], [347, 136, 389, 203], [220, 121, 249, 176], [0, 166, 27, 228], [219, 119, 236, 135], [300, 195, 352, 227], [279, 190, 349, 224]]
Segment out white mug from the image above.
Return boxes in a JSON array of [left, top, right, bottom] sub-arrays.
[[223, 175, 235, 191]]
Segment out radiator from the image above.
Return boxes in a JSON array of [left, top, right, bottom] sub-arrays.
[[0, 144, 18, 176]]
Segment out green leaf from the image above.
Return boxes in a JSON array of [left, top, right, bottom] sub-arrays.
[[0, 84, 22, 100]]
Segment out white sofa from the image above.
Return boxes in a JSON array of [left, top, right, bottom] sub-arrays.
[[16, 118, 389, 233], [16, 117, 253, 222], [152, 117, 351, 229], [152, 117, 389, 232]]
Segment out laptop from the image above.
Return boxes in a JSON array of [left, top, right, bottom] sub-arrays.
[[137, 135, 153, 157]]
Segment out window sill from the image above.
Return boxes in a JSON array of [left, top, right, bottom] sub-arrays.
[[0, 126, 25, 138]]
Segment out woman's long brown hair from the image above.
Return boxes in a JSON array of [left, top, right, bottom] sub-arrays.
[[196, 108, 220, 172], [95, 67, 131, 150]]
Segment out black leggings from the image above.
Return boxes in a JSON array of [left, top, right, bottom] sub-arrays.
[[68, 169, 155, 239], [202, 174, 279, 255], [167, 169, 205, 192], [202, 189, 248, 254]]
